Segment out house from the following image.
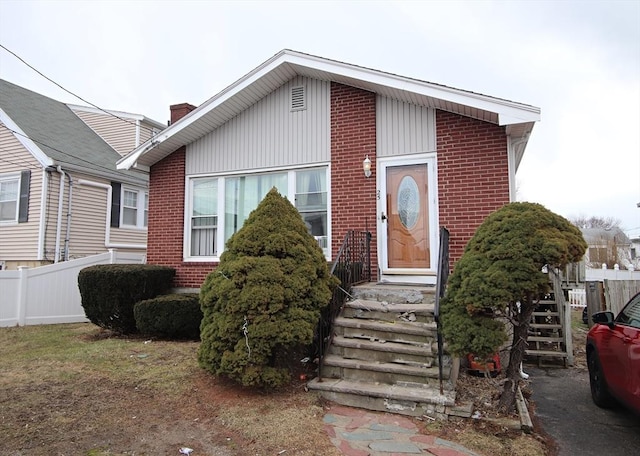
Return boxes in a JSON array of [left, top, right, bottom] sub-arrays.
[[0, 79, 164, 270], [117, 50, 540, 289], [581, 227, 636, 270]]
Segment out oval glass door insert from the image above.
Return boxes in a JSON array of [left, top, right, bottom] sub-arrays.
[[397, 176, 419, 229]]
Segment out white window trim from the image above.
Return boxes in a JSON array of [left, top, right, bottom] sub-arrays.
[[183, 163, 331, 263], [120, 186, 148, 229], [0, 172, 21, 225]]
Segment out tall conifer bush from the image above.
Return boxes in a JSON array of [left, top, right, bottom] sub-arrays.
[[441, 202, 586, 412], [198, 188, 337, 388]]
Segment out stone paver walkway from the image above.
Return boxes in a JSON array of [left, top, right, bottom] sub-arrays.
[[323, 405, 479, 456]]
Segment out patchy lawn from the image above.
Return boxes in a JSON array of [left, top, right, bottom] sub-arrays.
[[0, 323, 552, 456]]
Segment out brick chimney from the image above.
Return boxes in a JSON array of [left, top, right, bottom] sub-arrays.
[[169, 103, 197, 125]]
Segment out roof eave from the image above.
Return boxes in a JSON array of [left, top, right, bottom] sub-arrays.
[[117, 50, 541, 170]]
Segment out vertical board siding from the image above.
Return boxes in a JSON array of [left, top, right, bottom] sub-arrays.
[[187, 77, 330, 174], [0, 124, 42, 260], [376, 96, 435, 157], [73, 110, 138, 157]]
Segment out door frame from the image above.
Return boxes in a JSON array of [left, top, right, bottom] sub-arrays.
[[377, 153, 439, 285]]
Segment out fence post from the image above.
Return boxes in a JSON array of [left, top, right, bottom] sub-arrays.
[[109, 248, 116, 264], [16, 266, 29, 326]]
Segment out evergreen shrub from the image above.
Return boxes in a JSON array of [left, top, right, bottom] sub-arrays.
[[134, 293, 202, 340], [78, 264, 175, 334], [198, 188, 338, 388]]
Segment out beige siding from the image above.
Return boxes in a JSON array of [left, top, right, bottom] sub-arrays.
[[0, 124, 42, 262], [73, 110, 138, 156], [139, 119, 162, 144], [187, 76, 330, 174], [67, 174, 111, 257], [70, 174, 146, 256], [110, 227, 147, 246], [376, 96, 436, 156]]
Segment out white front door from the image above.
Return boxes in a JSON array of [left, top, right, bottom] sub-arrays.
[[378, 155, 438, 284]]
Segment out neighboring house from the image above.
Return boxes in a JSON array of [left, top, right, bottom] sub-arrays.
[[0, 79, 164, 270], [581, 227, 636, 270], [117, 49, 540, 289]]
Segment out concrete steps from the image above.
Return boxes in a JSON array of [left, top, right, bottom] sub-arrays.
[[308, 283, 458, 419]]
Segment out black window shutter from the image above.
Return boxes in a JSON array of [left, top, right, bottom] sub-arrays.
[[111, 182, 121, 227], [18, 170, 30, 223]]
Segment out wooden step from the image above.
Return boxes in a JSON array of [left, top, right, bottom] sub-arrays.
[[532, 311, 560, 317], [527, 336, 564, 343], [529, 323, 562, 330], [525, 349, 568, 357]]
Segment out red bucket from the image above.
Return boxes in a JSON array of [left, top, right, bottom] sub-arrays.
[[467, 353, 501, 377]]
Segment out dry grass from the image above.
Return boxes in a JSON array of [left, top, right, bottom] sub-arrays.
[[0, 322, 556, 456]]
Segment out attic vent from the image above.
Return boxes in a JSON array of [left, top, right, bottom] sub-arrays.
[[290, 85, 306, 111]]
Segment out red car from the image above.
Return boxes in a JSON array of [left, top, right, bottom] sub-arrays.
[[586, 291, 640, 415]]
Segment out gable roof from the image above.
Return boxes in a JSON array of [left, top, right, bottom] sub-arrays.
[[0, 79, 147, 185], [118, 49, 540, 172], [581, 227, 631, 246]]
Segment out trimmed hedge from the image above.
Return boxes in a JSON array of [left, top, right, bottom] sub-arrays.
[[134, 293, 202, 340], [78, 264, 175, 334]]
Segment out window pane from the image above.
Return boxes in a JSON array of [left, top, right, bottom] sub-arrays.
[[0, 180, 19, 201], [193, 179, 217, 216], [123, 207, 137, 225], [0, 179, 19, 222], [144, 193, 149, 227], [122, 189, 139, 226], [123, 190, 137, 207], [191, 179, 217, 256], [224, 173, 286, 243], [296, 169, 327, 212]]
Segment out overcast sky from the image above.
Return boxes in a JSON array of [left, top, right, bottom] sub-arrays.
[[1, 0, 638, 237]]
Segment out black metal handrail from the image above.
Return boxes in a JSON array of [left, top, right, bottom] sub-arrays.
[[434, 226, 450, 394], [315, 230, 371, 381]]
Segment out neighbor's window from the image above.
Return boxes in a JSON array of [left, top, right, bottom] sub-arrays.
[[121, 188, 148, 228], [187, 167, 329, 260], [0, 175, 19, 223], [191, 178, 218, 256]]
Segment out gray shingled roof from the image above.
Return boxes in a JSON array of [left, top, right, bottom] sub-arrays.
[[0, 79, 147, 185], [581, 227, 631, 245]]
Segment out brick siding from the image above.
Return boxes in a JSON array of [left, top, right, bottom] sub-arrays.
[[147, 147, 215, 287], [436, 109, 510, 266], [330, 83, 378, 273]]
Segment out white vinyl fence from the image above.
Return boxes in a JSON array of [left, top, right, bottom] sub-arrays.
[[568, 289, 587, 308], [0, 250, 145, 327]]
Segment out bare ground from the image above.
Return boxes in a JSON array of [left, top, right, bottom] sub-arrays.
[[0, 319, 579, 456]]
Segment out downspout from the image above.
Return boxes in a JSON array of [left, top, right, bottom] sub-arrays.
[[77, 179, 146, 250], [63, 173, 73, 261], [53, 166, 66, 263], [38, 168, 52, 260]]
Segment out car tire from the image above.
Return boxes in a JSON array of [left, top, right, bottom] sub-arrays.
[[587, 349, 615, 408]]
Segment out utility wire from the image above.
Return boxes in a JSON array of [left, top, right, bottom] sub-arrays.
[[0, 43, 161, 138], [0, 155, 37, 169]]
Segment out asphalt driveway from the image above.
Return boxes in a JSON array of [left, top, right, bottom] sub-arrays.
[[528, 365, 640, 455]]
